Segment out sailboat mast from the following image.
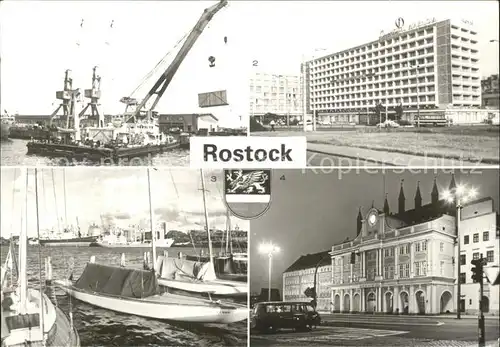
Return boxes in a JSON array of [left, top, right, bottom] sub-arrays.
[[63, 168, 68, 226], [51, 169, 61, 233], [199, 169, 214, 262], [34, 168, 46, 343], [19, 168, 28, 314], [228, 211, 233, 254], [147, 168, 157, 271]]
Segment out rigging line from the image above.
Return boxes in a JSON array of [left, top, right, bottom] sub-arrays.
[[9, 167, 17, 237], [63, 169, 67, 226], [41, 168, 48, 217], [129, 30, 190, 98], [34, 169, 46, 346], [51, 169, 61, 234], [169, 169, 180, 198]]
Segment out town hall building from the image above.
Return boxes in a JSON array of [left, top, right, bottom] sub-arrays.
[[282, 175, 499, 315]]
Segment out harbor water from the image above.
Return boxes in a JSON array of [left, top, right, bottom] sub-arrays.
[[0, 245, 247, 347], [0, 139, 190, 166]]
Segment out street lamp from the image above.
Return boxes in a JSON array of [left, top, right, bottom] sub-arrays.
[[259, 241, 280, 301], [443, 183, 478, 320]]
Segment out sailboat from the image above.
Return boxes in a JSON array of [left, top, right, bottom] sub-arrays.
[[212, 211, 248, 281], [54, 168, 248, 324], [1, 168, 80, 347], [157, 169, 248, 297]]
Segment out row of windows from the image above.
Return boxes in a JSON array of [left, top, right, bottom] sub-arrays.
[[312, 30, 436, 68], [313, 46, 435, 75], [312, 57, 435, 86], [464, 231, 490, 244], [462, 250, 495, 263]]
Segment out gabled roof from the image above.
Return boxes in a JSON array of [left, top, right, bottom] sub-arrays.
[[284, 250, 330, 273]]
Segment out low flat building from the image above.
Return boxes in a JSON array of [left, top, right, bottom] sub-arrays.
[[158, 113, 218, 133]]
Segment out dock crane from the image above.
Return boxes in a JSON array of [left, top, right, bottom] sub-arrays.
[[50, 69, 78, 127], [78, 66, 104, 127], [121, 0, 228, 124]]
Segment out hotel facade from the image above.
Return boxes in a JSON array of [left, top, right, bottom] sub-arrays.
[[282, 176, 499, 315], [304, 18, 492, 125]]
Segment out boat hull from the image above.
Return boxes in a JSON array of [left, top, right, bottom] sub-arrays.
[[55, 280, 248, 324], [1, 123, 11, 141], [26, 141, 181, 163], [158, 277, 248, 296], [39, 236, 98, 247], [89, 242, 173, 249]]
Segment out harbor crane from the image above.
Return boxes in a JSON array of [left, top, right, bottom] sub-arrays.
[[120, 0, 228, 124]]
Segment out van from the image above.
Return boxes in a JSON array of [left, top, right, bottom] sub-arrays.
[[251, 301, 321, 333]]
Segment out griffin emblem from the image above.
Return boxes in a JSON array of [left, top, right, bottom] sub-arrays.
[[225, 170, 269, 194], [223, 169, 272, 220]]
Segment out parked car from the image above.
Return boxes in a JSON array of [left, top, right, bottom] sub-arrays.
[[297, 119, 313, 126], [376, 120, 400, 128], [251, 301, 321, 333]]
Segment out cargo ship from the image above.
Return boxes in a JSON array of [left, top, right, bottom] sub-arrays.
[[0, 113, 15, 141], [38, 235, 98, 247], [38, 224, 100, 247], [8, 123, 53, 140]]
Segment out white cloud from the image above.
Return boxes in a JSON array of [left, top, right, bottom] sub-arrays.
[[0, 168, 248, 238]]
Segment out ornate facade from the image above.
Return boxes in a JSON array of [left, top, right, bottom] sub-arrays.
[[282, 175, 499, 315]]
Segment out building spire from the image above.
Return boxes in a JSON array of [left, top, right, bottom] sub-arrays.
[[415, 181, 422, 210], [383, 193, 390, 215], [431, 176, 439, 205], [356, 207, 363, 236], [398, 179, 405, 214]]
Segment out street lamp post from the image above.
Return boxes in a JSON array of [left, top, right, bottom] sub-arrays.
[[444, 184, 478, 320], [259, 242, 280, 302], [311, 254, 328, 310]]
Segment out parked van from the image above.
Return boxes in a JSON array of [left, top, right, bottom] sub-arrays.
[[251, 301, 321, 333]]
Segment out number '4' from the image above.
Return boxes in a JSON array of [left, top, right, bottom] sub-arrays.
[[280, 175, 285, 181]]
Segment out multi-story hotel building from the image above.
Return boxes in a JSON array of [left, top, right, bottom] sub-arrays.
[[282, 175, 499, 315], [249, 72, 303, 122], [305, 18, 483, 125]]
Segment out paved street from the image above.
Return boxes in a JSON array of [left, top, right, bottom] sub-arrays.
[[306, 143, 484, 167], [250, 314, 500, 346]]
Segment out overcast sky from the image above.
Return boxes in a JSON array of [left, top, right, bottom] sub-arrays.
[[1, 1, 498, 122], [250, 169, 499, 294], [0, 168, 249, 238]]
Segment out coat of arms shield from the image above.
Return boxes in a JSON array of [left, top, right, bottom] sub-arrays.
[[223, 169, 272, 220]]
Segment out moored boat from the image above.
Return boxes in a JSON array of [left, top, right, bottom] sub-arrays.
[[156, 255, 247, 297], [38, 235, 98, 247], [1, 113, 15, 141], [55, 262, 248, 324], [1, 168, 80, 347], [157, 170, 248, 297]]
